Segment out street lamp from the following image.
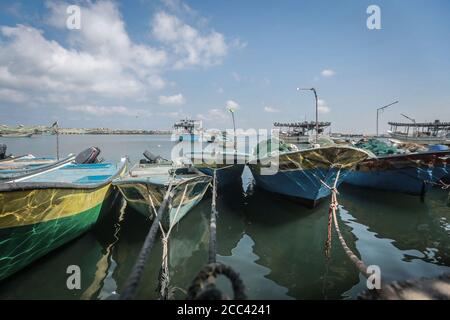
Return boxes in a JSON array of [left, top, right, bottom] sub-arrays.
[[297, 87, 318, 143], [227, 105, 237, 152], [376, 100, 399, 137]]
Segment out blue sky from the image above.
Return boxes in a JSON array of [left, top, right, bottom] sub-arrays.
[[0, 0, 449, 133]]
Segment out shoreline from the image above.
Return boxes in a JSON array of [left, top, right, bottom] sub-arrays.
[[0, 125, 171, 135]]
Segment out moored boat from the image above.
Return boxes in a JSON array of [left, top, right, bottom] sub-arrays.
[[344, 149, 450, 196], [387, 120, 450, 145], [186, 150, 248, 188], [172, 119, 203, 142], [247, 139, 373, 207], [0, 155, 75, 181], [0, 133, 33, 138], [113, 152, 211, 228], [0, 154, 127, 281]]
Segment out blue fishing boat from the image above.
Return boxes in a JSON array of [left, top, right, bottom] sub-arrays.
[[113, 152, 211, 228], [0, 147, 102, 182], [344, 151, 450, 195], [343, 139, 450, 195], [247, 140, 373, 207], [0, 155, 75, 181], [0, 153, 127, 280], [172, 119, 203, 142], [186, 151, 248, 188]]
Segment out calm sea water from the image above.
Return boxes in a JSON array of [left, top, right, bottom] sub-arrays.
[[0, 134, 449, 299]]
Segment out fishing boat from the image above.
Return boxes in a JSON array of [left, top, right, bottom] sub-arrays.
[[0, 133, 33, 138], [185, 150, 248, 188], [113, 151, 211, 228], [387, 120, 450, 145], [344, 139, 450, 196], [172, 119, 203, 142], [0, 147, 102, 181], [247, 139, 373, 207], [274, 121, 331, 144], [0, 151, 127, 281], [0, 155, 75, 181]]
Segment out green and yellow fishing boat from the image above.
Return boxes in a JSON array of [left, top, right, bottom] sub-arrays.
[[0, 155, 127, 281], [113, 152, 211, 229]]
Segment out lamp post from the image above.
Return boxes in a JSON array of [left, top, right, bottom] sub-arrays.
[[227, 106, 237, 152], [376, 100, 399, 137], [297, 87, 318, 143]]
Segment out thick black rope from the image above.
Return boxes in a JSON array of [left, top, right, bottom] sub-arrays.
[[119, 180, 175, 300], [187, 169, 247, 300], [187, 263, 247, 300]]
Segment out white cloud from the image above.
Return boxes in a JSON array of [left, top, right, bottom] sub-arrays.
[[66, 105, 151, 117], [264, 106, 280, 113], [318, 99, 330, 113], [0, 1, 243, 126], [0, 88, 29, 103], [159, 93, 185, 106], [152, 11, 229, 69], [321, 69, 336, 77], [197, 108, 229, 121], [226, 100, 239, 112]]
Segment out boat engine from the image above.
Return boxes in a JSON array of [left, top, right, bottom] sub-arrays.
[[75, 147, 102, 164], [0, 144, 7, 160], [140, 150, 169, 164]]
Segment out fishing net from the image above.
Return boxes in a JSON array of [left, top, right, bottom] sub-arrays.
[[253, 138, 293, 158], [355, 139, 398, 156]]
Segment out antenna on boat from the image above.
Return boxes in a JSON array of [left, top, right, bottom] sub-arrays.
[[401, 113, 416, 124], [297, 87, 319, 143], [376, 100, 399, 137]]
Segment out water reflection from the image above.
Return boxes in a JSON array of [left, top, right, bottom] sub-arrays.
[[1, 135, 449, 300]]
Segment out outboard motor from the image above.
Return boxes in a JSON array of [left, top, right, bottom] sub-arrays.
[[140, 150, 168, 164], [0, 144, 6, 160], [75, 147, 101, 164]]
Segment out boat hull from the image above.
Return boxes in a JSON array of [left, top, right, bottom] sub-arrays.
[[178, 134, 199, 142], [196, 164, 245, 188], [0, 185, 116, 281], [250, 167, 348, 207], [248, 146, 371, 207], [115, 176, 210, 228], [388, 132, 447, 145], [344, 152, 450, 195]]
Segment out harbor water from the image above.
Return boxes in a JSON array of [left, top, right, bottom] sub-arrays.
[[0, 134, 449, 299]]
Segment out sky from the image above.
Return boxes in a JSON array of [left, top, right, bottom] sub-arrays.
[[0, 0, 449, 133]]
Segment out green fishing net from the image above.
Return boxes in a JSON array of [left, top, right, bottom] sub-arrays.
[[355, 138, 398, 156]]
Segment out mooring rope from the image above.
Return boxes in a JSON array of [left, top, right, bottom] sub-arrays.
[[209, 169, 218, 264], [322, 169, 370, 278], [119, 177, 176, 300], [158, 183, 189, 299], [187, 169, 247, 300]]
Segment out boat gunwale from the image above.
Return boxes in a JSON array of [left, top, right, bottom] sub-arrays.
[[112, 169, 212, 189], [0, 158, 127, 192], [0, 154, 31, 163], [247, 145, 376, 164], [366, 149, 450, 161], [0, 154, 75, 178]]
